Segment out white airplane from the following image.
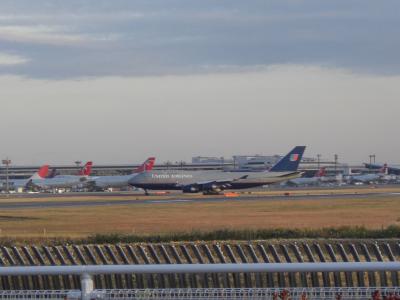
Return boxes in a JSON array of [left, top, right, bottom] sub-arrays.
[[346, 164, 388, 184], [0, 165, 49, 192], [286, 167, 326, 186], [85, 157, 155, 191], [28, 161, 93, 191]]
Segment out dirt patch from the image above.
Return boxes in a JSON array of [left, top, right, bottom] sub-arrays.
[[0, 215, 40, 221]]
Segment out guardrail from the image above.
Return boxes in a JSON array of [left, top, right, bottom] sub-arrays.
[[1, 262, 400, 276], [1, 241, 399, 290], [1, 262, 400, 299], [0, 287, 399, 300]]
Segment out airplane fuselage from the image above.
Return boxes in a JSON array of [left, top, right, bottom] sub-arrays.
[[32, 175, 87, 189], [129, 170, 300, 191], [87, 174, 136, 189]]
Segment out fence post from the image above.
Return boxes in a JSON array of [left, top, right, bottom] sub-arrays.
[[81, 273, 94, 300]]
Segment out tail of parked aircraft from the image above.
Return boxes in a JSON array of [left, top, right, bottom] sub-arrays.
[[30, 165, 49, 179], [79, 161, 93, 176], [134, 157, 156, 173], [270, 146, 306, 172], [316, 167, 326, 177], [379, 163, 388, 175]]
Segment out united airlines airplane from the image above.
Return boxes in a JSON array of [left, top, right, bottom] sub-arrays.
[[129, 146, 306, 194]]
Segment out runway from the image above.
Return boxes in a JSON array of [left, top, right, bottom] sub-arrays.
[[0, 190, 399, 210]]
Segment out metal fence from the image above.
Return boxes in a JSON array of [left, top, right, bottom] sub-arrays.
[[92, 288, 400, 300], [0, 263, 400, 299], [2, 242, 400, 289], [0, 288, 400, 300], [0, 290, 78, 299]]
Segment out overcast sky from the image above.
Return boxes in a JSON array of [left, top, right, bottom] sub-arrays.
[[0, 0, 399, 165]]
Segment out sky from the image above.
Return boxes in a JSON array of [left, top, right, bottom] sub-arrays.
[[0, 0, 399, 165]]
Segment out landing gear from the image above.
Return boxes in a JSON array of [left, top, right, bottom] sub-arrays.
[[144, 189, 149, 196], [202, 190, 222, 195]]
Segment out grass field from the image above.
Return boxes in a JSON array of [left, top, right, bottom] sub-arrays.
[[0, 192, 400, 238]]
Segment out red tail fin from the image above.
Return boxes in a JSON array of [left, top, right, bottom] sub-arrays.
[[134, 157, 156, 173], [316, 167, 326, 177], [79, 161, 93, 176], [37, 165, 49, 179]]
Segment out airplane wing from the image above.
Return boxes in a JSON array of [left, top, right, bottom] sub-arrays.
[[79, 177, 101, 191], [24, 179, 41, 192]]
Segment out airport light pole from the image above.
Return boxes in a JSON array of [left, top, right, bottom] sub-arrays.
[[369, 154, 376, 167], [2, 158, 11, 194], [334, 154, 338, 175], [317, 154, 321, 169]]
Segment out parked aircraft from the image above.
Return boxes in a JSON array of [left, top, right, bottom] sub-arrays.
[[286, 167, 326, 186], [85, 157, 155, 191], [365, 163, 400, 176], [129, 146, 306, 194], [27, 161, 93, 191], [346, 164, 388, 184], [0, 165, 49, 191]]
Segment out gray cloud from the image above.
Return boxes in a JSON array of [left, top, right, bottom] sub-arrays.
[[0, 0, 399, 79]]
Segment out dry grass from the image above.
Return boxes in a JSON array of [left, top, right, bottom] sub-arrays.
[[0, 194, 400, 238]]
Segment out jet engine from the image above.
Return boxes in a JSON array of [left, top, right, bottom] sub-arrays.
[[182, 185, 199, 193]]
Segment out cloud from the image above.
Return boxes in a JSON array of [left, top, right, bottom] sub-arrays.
[[0, 0, 399, 79], [0, 25, 96, 46], [0, 52, 28, 65]]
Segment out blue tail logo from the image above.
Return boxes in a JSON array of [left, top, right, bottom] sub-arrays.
[[270, 146, 306, 172]]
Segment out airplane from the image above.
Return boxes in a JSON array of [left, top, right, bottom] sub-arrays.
[[286, 167, 326, 186], [85, 157, 155, 191], [129, 146, 306, 194], [365, 163, 400, 176], [346, 164, 388, 184], [0, 165, 49, 192], [27, 161, 93, 191]]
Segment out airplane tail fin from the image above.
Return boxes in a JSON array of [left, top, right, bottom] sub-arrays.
[[380, 163, 388, 175], [134, 157, 156, 173], [316, 167, 326, 177], [269, 146, 306, 172], [79, 161, 93, 176], [30, 165, 49, 180]]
